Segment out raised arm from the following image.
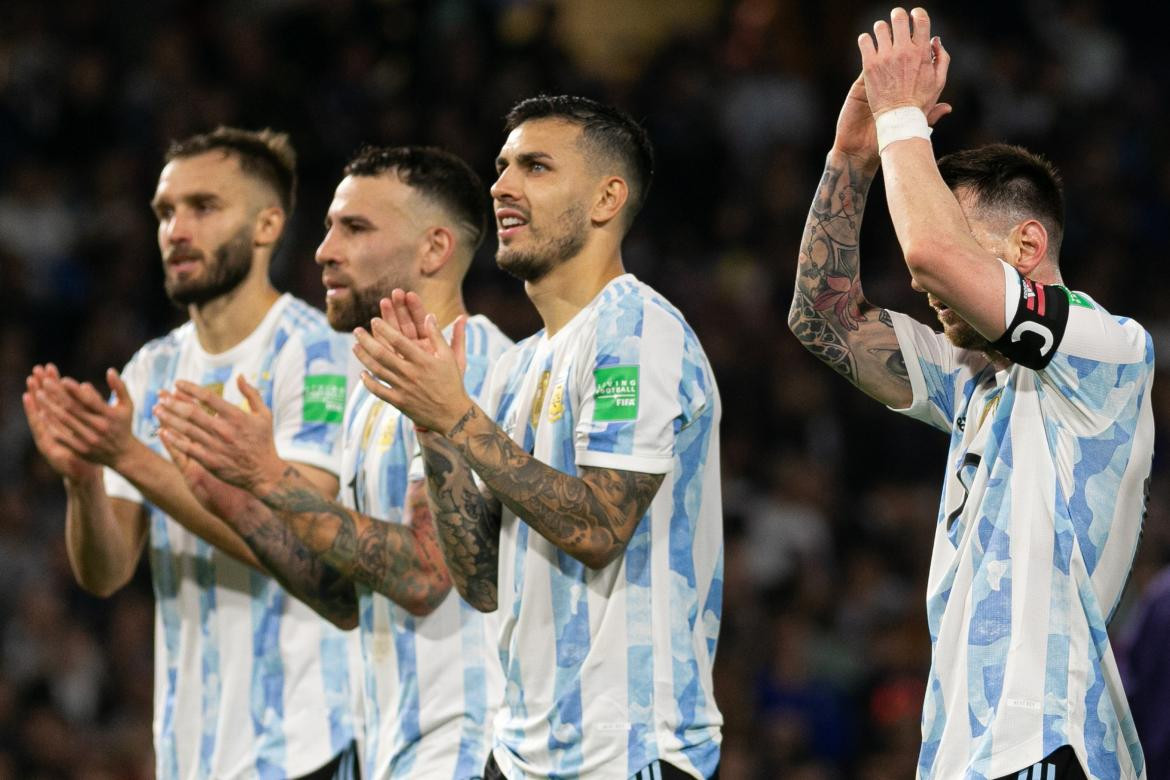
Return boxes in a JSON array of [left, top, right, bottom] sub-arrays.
[[24, 367, 148, 596], [156, 377, 452, 617], [858, 8, 1006, 339], [417, 432, 501, 611], [29, 363, 269, 572], [353, 312, 663, 574]]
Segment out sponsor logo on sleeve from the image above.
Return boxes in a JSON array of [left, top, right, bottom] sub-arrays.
[[593, 365, 639, 422], [303, 374, 347, 424], [1055, 285, 1095, 309]]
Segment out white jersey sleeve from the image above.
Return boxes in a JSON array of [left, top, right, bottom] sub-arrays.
[[103, 344, 162, 505], [572, 295, 705, 475], [269, 330, 353, 476], [888, 311, 992, 432]]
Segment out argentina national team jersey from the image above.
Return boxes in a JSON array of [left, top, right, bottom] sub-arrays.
[[103, 294, 359, 780], [888, 264, 1154, 780], [481, 274, 724, 780], [338, 314, 511, 779]]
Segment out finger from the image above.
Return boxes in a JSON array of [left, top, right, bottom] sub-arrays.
[[394, 288, 421, 341], [890, 7, 911, 47], [173, 379, 238, 417], [450, 315, 468, 374], [910, 7, 930, 49], [926, 102, 952, 126], [404, 292, 430, 339], [158, 427, 190, 470], [45, 363, 61, 381], [872, 19, 892, 51], [858, 32, 877, 63], [353, 338, 402, 386], [933, 36, 950, 84], [155, 397, 232, 448], [37, 391, 104, 448], [361, 320, 427, 366], [359, 370, 401, 407], [159, 428, 216, 472], [425, 314, 454, 361], [370, 317, 406, 355], [107, 369, 134, 409], [236, 375, 268, 415], [61, 378, 112, 414]]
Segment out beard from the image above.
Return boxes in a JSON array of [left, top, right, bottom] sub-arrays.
[[165, 225, 254, 306], [496, 202, 589, 283], [941, 316, 992, 351], [327, 277, 397, 332]]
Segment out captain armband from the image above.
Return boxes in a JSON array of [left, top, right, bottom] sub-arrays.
[[990, 276, 1070, 369]]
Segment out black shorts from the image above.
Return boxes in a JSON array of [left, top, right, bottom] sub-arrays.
[[484, 753, 719, 780], [992, 746, 1086, 780], [293, 740, 361, 780]]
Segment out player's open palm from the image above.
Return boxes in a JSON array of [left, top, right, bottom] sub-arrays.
[[155, 375, 283, 493], [858, 7, 949, 118], [23, 368, 100, 482]]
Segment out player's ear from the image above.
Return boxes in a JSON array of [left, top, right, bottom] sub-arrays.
[[590, 176, 629, 227], [419, 225, 456, 276], [253, 205, 286, 248], [1012, 219, 1048, 277]]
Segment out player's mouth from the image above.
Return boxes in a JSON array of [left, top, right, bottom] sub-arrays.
[[496, 208, 529, 240], [166, 251, 203, 276], [323, 276, 350, 299]]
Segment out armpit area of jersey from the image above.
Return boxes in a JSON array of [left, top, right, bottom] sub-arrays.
[[991, 276, 1070, 369]]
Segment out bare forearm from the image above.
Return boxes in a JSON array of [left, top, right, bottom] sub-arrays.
[[791, 150, 912, 405], [441, 406, 661, 570], [420, 434, 500, 612], [115, 440, 266, 571], [64, 477, 145, 596], [790, 150, 879, 379], [225, 497, 359, 628], [254, 466, 450, 615]]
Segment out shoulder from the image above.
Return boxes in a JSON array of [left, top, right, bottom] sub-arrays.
[[128, 320, 194, 364], [463, 314, 516, 360], [274, 294, 335, 339]]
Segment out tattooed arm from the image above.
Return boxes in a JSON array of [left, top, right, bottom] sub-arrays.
[[426, 407, 663, 580], [419, 432, 501, 611], [252, 465, 452, 617], [787, 72, 949, 408], [790, 148, 911, 407]]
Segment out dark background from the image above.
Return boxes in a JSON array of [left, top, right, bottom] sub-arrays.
[[2, 1, 1167, 777]]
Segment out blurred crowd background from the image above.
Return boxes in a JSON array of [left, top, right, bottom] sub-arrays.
[[2, 0, 1168, 777]]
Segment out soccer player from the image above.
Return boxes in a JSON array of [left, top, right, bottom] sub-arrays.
[[22, 128, 359, 779], [154, 146, 513, 779], [790, 8, 1153, 779], [353, 96, 724, 779]]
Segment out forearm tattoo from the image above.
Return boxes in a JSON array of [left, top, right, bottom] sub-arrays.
[[230, 498, 358, 626], [256, 466, 450, 613], [790, 156, 906, 388], [422, 438, 501, 612], [443, 407, 664, 571]]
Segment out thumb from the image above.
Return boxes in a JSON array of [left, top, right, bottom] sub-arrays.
[[926, 102, 952, 126], [425, 314, 453, 359], [450, 315, 468, 375], [237, 375, 266, 415], [107, 368, 133, 408]]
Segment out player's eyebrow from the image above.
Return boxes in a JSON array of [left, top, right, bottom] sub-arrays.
[[496, 151, 553, 172]]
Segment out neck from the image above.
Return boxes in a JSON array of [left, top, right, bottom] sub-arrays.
[[525, 242, 625, 336], [188, 270, 280, 354], [416, 277, 468, 331]]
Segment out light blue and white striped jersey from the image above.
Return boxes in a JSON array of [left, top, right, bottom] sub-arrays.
[[339, 314, 512, 779], [104, 294, 358, 780], [888, 270, 1154, 780], [481, 274, 724, 779]]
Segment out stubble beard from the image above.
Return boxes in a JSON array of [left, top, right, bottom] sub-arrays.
[[165, 225, 255, 307], [496, 202, 589, 283]]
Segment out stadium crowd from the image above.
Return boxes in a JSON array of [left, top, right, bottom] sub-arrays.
[[1, 0, 1167, 777]]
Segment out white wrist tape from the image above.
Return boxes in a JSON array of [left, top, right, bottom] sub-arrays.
[[875, 106, 932, 153]]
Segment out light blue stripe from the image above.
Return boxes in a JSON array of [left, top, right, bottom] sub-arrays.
[[318, 630, 351, 754], [358, 588, 382, 777], [390, 607, 422, 775], [454, 599, 491, 776], [625, 513, 656, 775], [250, 572, 288, 778], [194, 538, 221, 779]]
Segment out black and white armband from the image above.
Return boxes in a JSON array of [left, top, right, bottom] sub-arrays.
[[990, 264, 1070, 370]]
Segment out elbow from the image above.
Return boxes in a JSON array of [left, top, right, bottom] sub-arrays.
[[901, 241, 939, 279], [400, 576, 452, 617], [574, 545, 623, 571], [77, 577, 125, 599], [327, 611, 360, 631]]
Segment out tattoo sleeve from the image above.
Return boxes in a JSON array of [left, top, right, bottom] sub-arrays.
[[227, 498, 359, 628], [434, 406, 664, 576], [789, 151, 911, 404], [255, 466, 452, 616], [421, 435, 502, 612]]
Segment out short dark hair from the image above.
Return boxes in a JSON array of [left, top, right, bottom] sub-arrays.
[[504, 95, 655, 227], [344, 145, 489, 253], [938, 143, 1065, 255], [166, 126, 297, 214]]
